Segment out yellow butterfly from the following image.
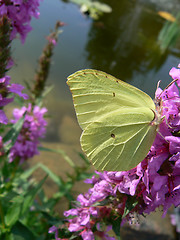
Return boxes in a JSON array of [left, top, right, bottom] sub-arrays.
[[67, 69, 170, 171]]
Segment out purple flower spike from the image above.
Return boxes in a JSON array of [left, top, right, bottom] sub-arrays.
[[0, 0, 42, 43], [9, 104, 47, 163], [0, 75, 29, 125]]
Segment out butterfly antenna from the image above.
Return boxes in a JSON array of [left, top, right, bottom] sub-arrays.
[[156, 80, 161, 89], [158, 78, 179, 99], [155, 80, 162, 100]]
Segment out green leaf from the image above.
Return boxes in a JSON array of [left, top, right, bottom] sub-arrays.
[[122, 196, 138, 218], [112, 216, 121, 239], [41, 211, 64, 226], [42, 85, 54, 98], [75, 171, 93, 181], [11, 221, 35, 240], [158, 12, 180, 51], [34, 85, 54, 107], [172, 130, 180, 137], [19, 164, 41, 180], [21, 176, 47, 215], [53, 180, 73, 199], [5, 195, 24, 227], [70, 0, 111, 19], [3, 114, 25, 152], [36, 163, 60, 185], [77, 151, 90, 165], [14, 95, 25, 107], [93, 1, 112, 13], [0, 123, 12, 135], [38, 146, 75, 168], [0, 233, 14, 240]]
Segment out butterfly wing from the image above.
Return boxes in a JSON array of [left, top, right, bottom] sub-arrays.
[[81, 107, 157, 171], [67, 69, 157, 171], [67, 69, 156, 130]]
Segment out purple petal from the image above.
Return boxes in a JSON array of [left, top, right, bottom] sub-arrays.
[[0, 110, 8, 124], [165, 136, 180, 154], [169, 67, 180, 87], [81, 229, 94, 240], [8, 83, 29, 99]]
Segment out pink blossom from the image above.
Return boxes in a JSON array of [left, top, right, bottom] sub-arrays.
[[169, 66, 180, 87], [9, 104, 47, 163], [0, 0, 42, 43], [0, 75, 28, 124]]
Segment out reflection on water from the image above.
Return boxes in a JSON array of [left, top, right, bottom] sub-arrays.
[[86, 0, 180, 92], [9, 0, 180, 143]]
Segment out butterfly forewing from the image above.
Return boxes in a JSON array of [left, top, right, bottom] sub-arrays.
[[67, 69, 156, 130]]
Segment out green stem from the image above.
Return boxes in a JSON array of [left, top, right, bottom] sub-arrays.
[[0, 200, 5, 229]]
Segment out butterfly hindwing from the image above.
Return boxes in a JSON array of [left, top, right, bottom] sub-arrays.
[[81, 107, 157, 171]]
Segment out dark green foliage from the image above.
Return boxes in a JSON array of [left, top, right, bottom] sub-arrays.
[[158, 13, 180, 52], [0, 142, 92, 239]]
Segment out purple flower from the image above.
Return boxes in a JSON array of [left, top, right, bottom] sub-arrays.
[[96, 225, 116, 240], [50, 64, 180, 239], [81, 229, 94, 240], [64, 205, 113, 240], [0, 75, 28, 99], [0, 0, 42, 43], [0, 109, 8, 124], [169, 66, 180, 87], [46, 35, 57, 46], [8, 83, 28, 99], [0, 75, 28, 124], [48, 226, 61, 240], [9, 104, 47, 163]]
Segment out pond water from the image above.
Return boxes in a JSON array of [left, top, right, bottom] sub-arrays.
[[9, 0, 180, 145]]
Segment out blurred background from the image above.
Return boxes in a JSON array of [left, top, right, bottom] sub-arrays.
[[8, 0, 180, 239]]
